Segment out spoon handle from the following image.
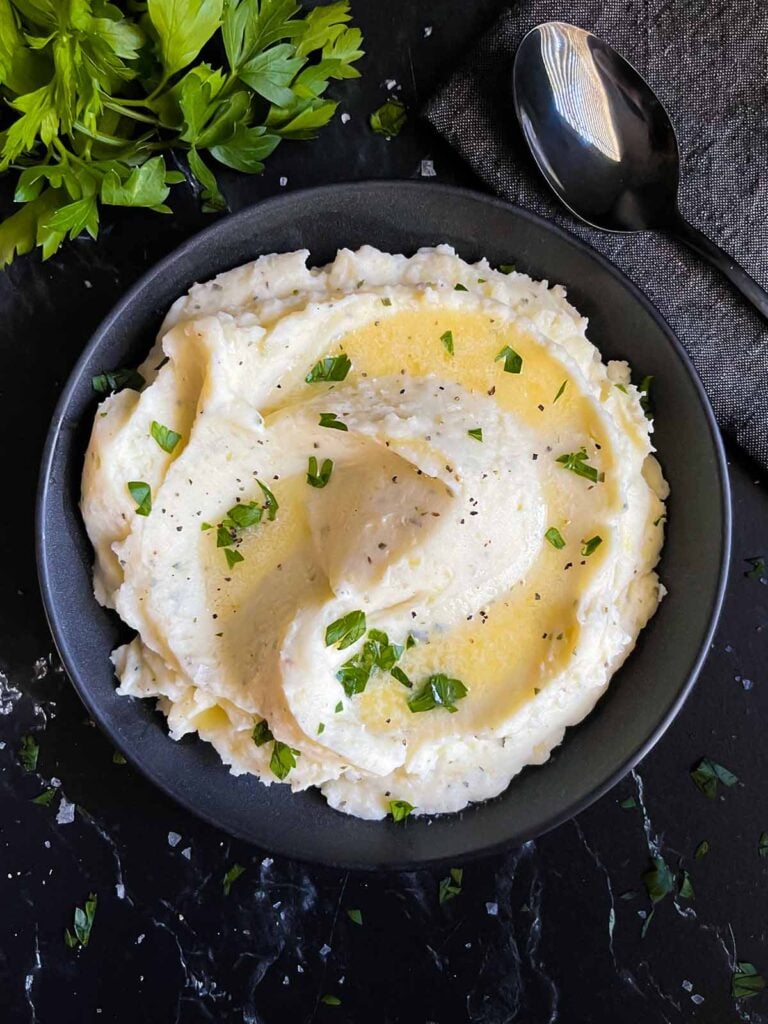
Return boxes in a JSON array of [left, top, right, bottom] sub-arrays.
[[670, 214, 768, 322]]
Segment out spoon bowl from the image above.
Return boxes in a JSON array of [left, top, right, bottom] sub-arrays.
[[513, 21, 768, 319]]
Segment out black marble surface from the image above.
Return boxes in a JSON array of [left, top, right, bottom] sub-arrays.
[[1, 3, 767, 1022]]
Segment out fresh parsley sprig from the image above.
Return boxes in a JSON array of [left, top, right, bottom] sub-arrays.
[[0, 0, 364, 267]]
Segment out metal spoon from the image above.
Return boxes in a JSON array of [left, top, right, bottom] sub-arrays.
[[513, 21, 768, 320]]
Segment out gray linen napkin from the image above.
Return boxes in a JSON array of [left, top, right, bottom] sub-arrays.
[[424, 2, 768, 470]]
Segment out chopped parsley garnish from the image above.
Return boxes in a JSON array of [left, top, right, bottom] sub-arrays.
[[684, 868, 696, 901], [556, 447, 600, 483], [369, 99, 406, 137], [217, 524, 235, 547], [495, 345, 523, 374], [438, 867, 463, 904], [615, 383, 628, 394], [252, 719, 274, 747], [678, 870, 694, 900], [545, 527, 565, 550], [226, 503, 262, 529], [222, 863, 245, 896], [319, 412, 348, 431], [694, 840, 710, 860], [760, 832, 768, 858], [336, 627, 408, 696], [467, 427, 483, 442], [391, 666, 412, 688], [326, 610, 367, 650], [127, 481, 152, 516], [305, 353, 351, 384], [317, 722, 325, 735], [64, 893, 97, 949], [454, 283, 468, 291], [408, 673, 468, 714], [112, 751, 127, 765], [381, 297, 392, 306], [92, 368, 144, 395], [32, 787, 57, 806], [642, 855, 675, 904], [620, 797, 637, 810], [553, 380, 567, 403], [440, 330, 454, 355], [18, 734, 39, 772], [581, 535, 603, 557], [638, 375, 654, 419], [732, 963, 766, 1000], [307, 456, 334, 488], [321, 994, 342, 1007], [389, 800, 414, 821], [270, 740, 299, 781], [150, 420, 181, 454], [690, 757, 738, 799], [346, 908, 362, 925], [745, 557, 766, 580], [334, 701, 343, 713], [225, 549, 244, 569], [257, 481, 279, 521], [498, 264, 515, 274]]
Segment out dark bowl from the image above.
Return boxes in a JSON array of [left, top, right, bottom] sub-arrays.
[[36, 182, 730, 869]]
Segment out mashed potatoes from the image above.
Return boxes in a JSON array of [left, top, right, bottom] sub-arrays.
[[81, 246, 667, 819]]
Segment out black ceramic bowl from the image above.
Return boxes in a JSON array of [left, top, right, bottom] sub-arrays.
[[36, 182, 730, 869]]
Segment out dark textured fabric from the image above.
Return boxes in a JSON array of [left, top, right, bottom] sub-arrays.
[[424, 2, 768, 470]]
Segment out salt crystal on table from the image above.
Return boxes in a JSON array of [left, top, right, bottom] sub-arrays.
[[341, 113, 350, 124], [56, 798, 75, 825], [385, 79, 397, 91], [181, 847, 191, 860], [167, 831, 181, 847], [681, 980, 693, 992], [742, 678, 754, 690], [420, 159, 436, 177], [319, 944, 332, 957], [691, 994, 704, 1004], [116, 883, 125, 900], [424, 26, 433, 37], [485, 902, 498, 916], [279, 176, 288, 187]]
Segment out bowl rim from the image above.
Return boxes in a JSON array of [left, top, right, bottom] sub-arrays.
[[35, 180, 732, 869]]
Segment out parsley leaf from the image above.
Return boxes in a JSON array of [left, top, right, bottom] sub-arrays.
[[732, 962, 766, 1000], [545, 527, 565, 550], [638, 375, 654, 419], [553, 380, 567, 403], [150, 421, 182, 454], [18, 734, 39, 772], [389, 799, 414, 821], [620, 797, 637, 810], [321, 995, 342, 1006], [468, 427, 483, 442], [690, 757, 738, 799], [32, 787, 57, 807], [440, 330, 454, 355], [438, 867, 463, 904], [225, 548, 244, 569], [495, 345, 523, 374], [678, 870, 694, 901], [498, 264, 515, 274], [581, 535, 603, 556], [127, 481, 152, 516], [307, 456, 334, 488], [369, 99, 406, 137], [642, 855, 675, 904], [319, 412, 348, 431], [346, 908, 362, 925], [745, 557, 766, 580], [391, 666, 412, 688], [92, 368, 145, 395], [222, 862, 245, 896], [306, 353, 351, 383], [326, 610, 366, 650], [759, 832, 768, 858], [694, 840, 710, 860], [408, 674, 468, 714], [556, 447, 600, 483], [252, 719, 273, 747], [64, 893, 97, 949], [270, 740, 299, 780]]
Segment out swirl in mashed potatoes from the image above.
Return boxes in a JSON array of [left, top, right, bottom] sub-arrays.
[[81, 245, 667, 819]]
